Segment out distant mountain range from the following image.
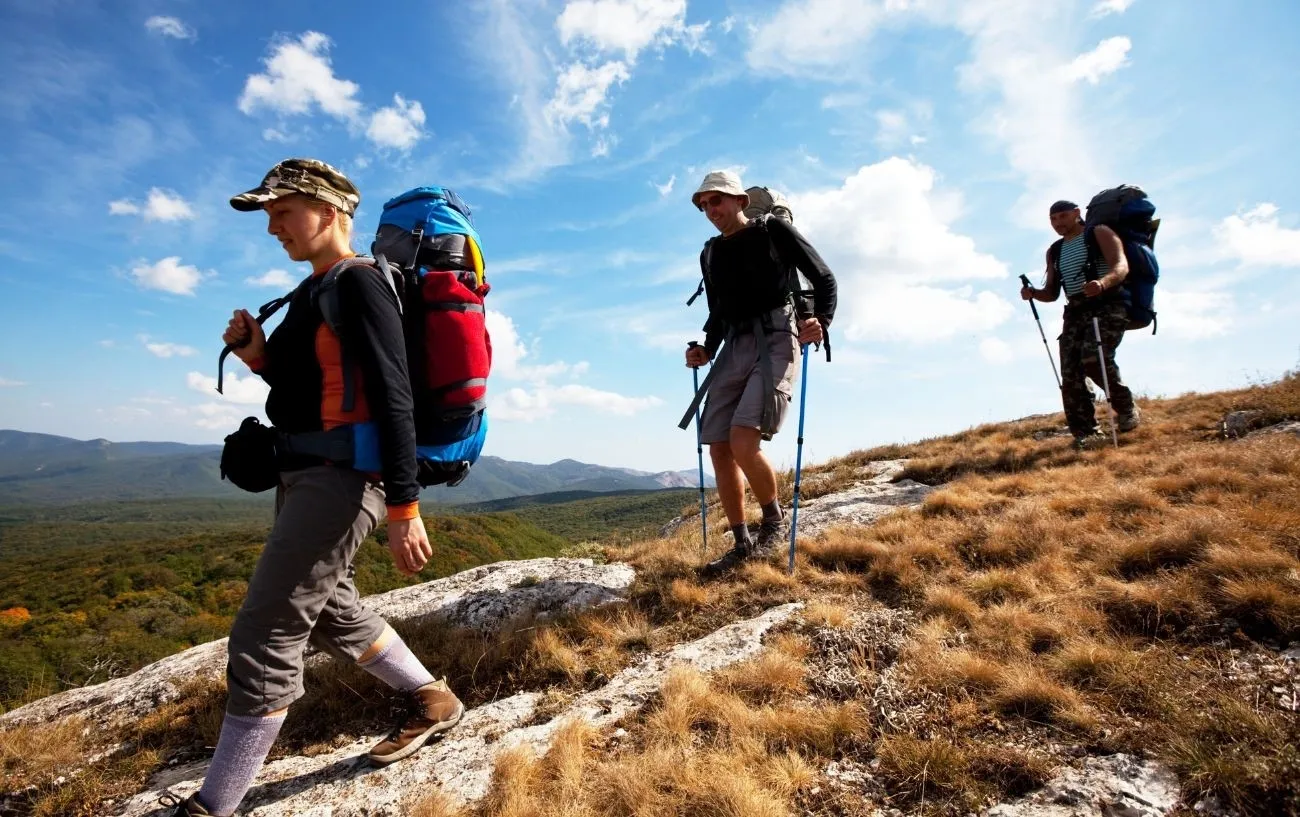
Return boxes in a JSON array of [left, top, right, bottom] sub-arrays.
[[0, 430, 714, 506]]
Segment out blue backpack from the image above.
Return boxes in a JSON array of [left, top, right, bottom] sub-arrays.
[[1084, 185, 1161, 334], [313, 186, 492, 487]]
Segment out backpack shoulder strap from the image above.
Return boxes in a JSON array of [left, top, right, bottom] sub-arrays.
[[312, 256, 387, 413], [687, 238, 717, 306], [1048, 238, 1063, 271]]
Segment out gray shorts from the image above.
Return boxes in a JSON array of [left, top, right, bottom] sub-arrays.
[[699, 311, 798, 445], [226, 465, 388, 716]]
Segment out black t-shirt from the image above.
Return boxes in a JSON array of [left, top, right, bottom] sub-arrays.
[[700, 216, 837, 355]]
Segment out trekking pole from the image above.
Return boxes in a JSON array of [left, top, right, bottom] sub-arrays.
[[1091, 316, 1120, 448], [1019, 274, 1061, 389], [687, 342, 709, 555], [787, 343, 811, 575]]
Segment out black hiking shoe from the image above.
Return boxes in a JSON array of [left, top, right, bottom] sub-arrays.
[[698, 541, 754, 579], [753, 516, 788, 554], [158, 792, 214, 816], [1117, 406, 1141, 433]]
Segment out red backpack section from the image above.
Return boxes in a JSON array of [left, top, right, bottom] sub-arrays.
[[409, 267, 492, 422]]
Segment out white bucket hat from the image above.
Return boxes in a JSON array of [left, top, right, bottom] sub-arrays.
[[691, 170, 750, 210]]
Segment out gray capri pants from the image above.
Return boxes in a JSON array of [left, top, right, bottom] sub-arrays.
[[225, 465, 388, 716]]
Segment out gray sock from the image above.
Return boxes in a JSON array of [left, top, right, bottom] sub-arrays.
[[197, 712, 285, 816], [730, 524, 752, 548], [760, 499, 783, 522], [357, 634, 435, 692]]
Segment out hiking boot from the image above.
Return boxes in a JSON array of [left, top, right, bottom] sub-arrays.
[[698, 541, 754, 579], [368, 679, 464, 766], [753, 516, 788, 554], [158, 793, 213, 816], [1072, 431, 1110, 451], [1117, 406, 1141, 433]]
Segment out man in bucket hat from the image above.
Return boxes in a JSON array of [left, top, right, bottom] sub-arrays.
[[165, 158, 463, 816], [683, 170, 837, 578]]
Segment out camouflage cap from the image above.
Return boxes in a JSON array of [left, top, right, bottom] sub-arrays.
[[229, 158, 360, 216]]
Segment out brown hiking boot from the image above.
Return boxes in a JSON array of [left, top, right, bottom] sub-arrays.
[[368, 679, 464, 766]]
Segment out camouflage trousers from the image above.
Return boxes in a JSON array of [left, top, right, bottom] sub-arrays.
[[1059, 299, 1135, 438]]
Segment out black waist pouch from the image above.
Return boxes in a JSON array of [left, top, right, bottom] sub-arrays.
[[220, 417, 281, 493]]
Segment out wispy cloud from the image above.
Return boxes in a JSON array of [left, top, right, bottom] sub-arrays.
[[1090, 0, 1137, 18], [144, 16, 195, 40], [1065, 37, 1133, 85], [0, 377, 27, 387], [139, 335, 199, 358], [186, 371, 269, 406]]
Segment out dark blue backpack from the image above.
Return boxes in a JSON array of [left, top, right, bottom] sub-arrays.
[[1084, 185, 1162, 334]]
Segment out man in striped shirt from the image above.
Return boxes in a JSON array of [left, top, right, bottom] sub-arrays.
[[1020, 200, 1141, 448]]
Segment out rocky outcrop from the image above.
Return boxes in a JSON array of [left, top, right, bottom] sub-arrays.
[[112, 603, 804, 816], [1, 558, 634, 731], [795, 460, 934, 536], [984, 754, 1180, 817]]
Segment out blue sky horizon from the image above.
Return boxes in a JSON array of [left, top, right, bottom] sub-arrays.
[[2, 0, 1297, 473]]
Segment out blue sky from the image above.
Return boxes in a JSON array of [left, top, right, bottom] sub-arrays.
[[1, 0, 1298, 473]]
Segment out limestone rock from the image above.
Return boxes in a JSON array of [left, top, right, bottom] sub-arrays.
[[796, 459, 934, 536], [111, 603, 804, 816], [1, 558, 634, 731], [984, 753, 1180, 817]]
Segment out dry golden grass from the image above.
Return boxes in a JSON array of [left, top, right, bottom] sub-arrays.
[[15, 372, 1300, 816]]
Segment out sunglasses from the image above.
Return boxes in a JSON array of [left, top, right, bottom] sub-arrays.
[[697, 194, 727, 210]]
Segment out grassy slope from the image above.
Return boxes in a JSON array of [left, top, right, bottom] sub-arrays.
[[6, 374, 1299, 816]]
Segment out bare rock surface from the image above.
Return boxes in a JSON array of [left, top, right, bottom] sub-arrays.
[[112, 603, 804, 816], [1, 558, 634, 731], [795, 459, 934, 536], [984, 753, 1180, 817]]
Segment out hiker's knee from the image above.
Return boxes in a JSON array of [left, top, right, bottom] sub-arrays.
[[709, 442, 734, 468], [728, 426, 762, 464]]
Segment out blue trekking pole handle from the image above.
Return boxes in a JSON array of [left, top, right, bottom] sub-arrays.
[[787, 343, 811, 575], [688, 342, 708, 554]]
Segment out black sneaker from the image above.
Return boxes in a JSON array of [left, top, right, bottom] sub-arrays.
[[698, 542, 753, 579], [754, 516, 788, 554]]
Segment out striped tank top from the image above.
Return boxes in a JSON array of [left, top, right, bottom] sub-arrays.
[[1057, 233, 1108, 297]]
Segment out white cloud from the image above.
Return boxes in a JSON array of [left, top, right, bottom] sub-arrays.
[[485, 310, 659, 420], [187, 371, 269, 406], [1065, 36, 1132, 85], [0, 377, 26, 387], [131, 257, 206, 296], [546, 61, 630, 129], [875, 103, 932, 148], [139, 335, 198, 358], [191, 402, 249, 431], [979, 337, 1015, 364], [262, 127, 291, 143], [109, 188, 196, 221], [1213, 204, 1300, 267], [367, 94, 426, 150], [1090, 0, 1136, 18], [1152, 290, 1234, 340], [246, 269, 297, 288], [790, 157, 1012, 343], [492, 384, 661, 420], [145, 16, 195, 40], [556, 0, 704, 61], [238, 32, 363, 122], [748, 0, 900, 72], [98, 339, 116, 348]]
